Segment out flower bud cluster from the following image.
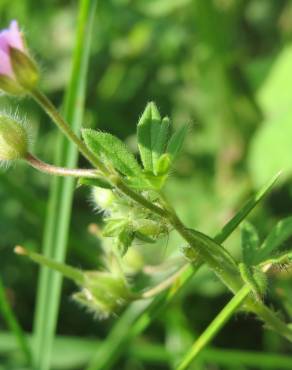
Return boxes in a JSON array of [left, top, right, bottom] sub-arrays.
[[73, 269, 135, 319], [92, 187, 169, 255]]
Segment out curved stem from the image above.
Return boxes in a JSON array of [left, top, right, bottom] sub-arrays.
[[30, 89, 109, 175], [25, 153, 100, 178], [141, 264, 189, 299]]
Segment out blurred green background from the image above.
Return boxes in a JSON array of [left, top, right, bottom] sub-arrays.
[[1, 0, 292, 369]]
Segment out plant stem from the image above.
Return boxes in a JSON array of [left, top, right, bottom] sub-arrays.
[[25, 153, 99, 178], [0, 278, 32, 365], [141, 264, 189, 299], [114, 177, 166, 217], [30, 88, 109, 175], [15, 246, 85, 285], [176, 284, 251, 370]]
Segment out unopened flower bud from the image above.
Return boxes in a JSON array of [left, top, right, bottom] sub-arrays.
[[0, 114, 29, 162], [74, 271, 136, 318], [15, 246, 137, 319], [0, 20, 39, 94], [92, 187, 115, 212], [134, 219, 161, 237]]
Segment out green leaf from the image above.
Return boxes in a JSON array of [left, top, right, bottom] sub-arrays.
[[152, 117, 170, 174], [82, 129, 142, 177], [241, 222, 259, 266], [239, 263, 264, 301], [254, 216, 292, 264], [78, 177, 113, 189], [249, 45, 292, 187], [155, 153, 171, 176], [166, 124, 188, 161], [248, 112, 292, 187], [137, 102, 162, 173]]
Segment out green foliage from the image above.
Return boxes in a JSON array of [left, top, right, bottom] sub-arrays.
[[2, 1, 292, 369], [241, 222, 260, 266], [254, 217, 292, 265], [137, 102, 162, 173], [239, 263, 264, 300], [78, 177, 113, 189], [249, 46, 292, 186], [152, 116, 171, 174], [166, 123, 188, 162], [82, 129, 142, 177], [137, 102, 186, 178]]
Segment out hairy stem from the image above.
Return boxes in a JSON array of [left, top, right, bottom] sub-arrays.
[[25, 153, 100, 178], [15, 246, 85, 285], [30, 89, 109, 175], [141, 264, 189, 299]]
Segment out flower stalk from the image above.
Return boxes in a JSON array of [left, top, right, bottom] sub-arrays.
[[25, 153, 100, 178], [30, 89, 109, 175]]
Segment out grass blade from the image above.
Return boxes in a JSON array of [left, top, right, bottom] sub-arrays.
[[176, 285, 251, 370], [32, 1, 97, 369], [0, 278, 32, 365]]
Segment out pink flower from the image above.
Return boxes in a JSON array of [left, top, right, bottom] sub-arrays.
[[0, 21, 24, 78]]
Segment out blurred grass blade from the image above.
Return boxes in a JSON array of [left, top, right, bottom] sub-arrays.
[[0, 278, 32, 365], [214, 172, 280, 244], [32, 1, 97, 369], [86, 173, 279, 370], [2, 332, 292, 370], [176, 285, 251, 370]]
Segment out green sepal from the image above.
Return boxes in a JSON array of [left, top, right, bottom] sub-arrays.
[[10, 47, 39, 90], [0, 74, 24, 95], [117, 228, 134, 256], [78, 177, 113, 189], [134, 231, 156, 243], [102, 219, 128, 237], [166, 124, 188, 161], [82, 129, 142, 177]]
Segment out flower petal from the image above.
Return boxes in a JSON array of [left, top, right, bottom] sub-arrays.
[[0, 49, 13, 76], [0, 20, 23, 54]]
